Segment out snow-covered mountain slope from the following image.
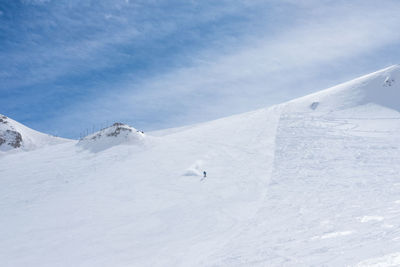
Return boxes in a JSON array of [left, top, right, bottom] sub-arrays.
[[284, 64, 400, 113], [2, 65, 400, 266], [77, 123, 145, 152], [0, 114, 69, 152]]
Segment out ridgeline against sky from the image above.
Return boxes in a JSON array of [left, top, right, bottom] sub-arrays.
[[1, 0, 400, 138]]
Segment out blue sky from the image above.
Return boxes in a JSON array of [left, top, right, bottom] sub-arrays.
[[1, 0, 400, 138]]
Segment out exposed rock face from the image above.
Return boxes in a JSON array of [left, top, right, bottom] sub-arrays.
[[107, 123, 133, 137], [0, 114, 70, 152], [87, 122, 141, 140], [3, 130, 22, 148], [0, 115, 23, 149], [0, 115, 8, 124]]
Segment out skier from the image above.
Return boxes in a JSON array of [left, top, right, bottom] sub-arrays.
[[203, 171, 207, 178]]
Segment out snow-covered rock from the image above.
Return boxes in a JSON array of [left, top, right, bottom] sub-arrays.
[[0, 114, 68, 152], [77, 122, 145, 152]]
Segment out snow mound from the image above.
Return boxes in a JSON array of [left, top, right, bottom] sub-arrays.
[[183, 160, 204, 176], [0, 114, 68, 152], [77, 122, 145, 152]]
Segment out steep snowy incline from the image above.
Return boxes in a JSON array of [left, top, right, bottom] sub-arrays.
[[206, 65, 400, 266], [287, 65, 400, 112], [208, 104, 400, 266], [283, 64, 400, 113]]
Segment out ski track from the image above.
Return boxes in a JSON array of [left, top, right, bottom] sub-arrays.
[[207, 105, 400, 266]]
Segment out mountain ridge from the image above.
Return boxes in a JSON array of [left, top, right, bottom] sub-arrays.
[[1, 64, 399, 151]]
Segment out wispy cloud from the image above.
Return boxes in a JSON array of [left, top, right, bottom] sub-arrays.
[[2, 0, 400, 137]]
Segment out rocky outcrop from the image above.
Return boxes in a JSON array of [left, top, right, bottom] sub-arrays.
[[0, 114, 69, 152], [0, 115, 23, 150], [77, 122, 145, 152]]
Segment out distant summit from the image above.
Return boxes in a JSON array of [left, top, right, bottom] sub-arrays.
[[0, 114, 68, 152], [77, 122, 145, 152]]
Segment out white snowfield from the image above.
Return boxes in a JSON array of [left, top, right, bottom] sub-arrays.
[[1, 65, 400, 266]]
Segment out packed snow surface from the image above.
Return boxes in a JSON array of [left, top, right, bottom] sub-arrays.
[[2, 65, 400, 266]]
